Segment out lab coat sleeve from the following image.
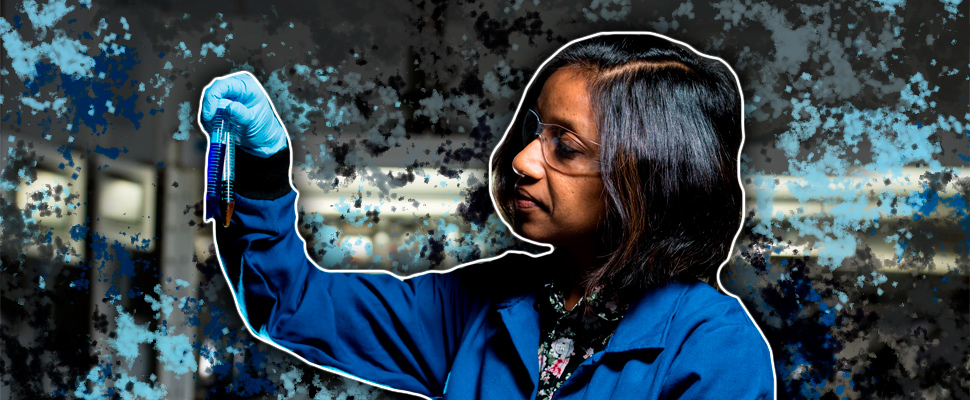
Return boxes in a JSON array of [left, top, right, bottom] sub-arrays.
[[211, 148, 488, 398], [659, 322, 776, 399]]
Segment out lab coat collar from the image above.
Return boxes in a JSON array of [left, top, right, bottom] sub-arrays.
[[495, 293, 541, 390], [604, 280, 691, 353], [493, 279, 693, 373]]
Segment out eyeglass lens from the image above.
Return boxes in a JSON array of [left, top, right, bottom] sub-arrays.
[[521, 109, 599, 174]]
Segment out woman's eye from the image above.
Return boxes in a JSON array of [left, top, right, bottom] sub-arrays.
[[552, 136, 582, 159]]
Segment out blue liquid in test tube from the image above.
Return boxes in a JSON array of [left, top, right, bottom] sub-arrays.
[[205, 107, 230, 221]]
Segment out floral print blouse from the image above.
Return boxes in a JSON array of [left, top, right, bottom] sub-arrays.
[[535, 282, 627, 400]]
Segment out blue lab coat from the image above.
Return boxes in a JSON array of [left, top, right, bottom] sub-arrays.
[[214, 190, 775, 399]]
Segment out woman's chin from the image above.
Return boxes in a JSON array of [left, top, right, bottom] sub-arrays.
[[512, 224, 561, 247]]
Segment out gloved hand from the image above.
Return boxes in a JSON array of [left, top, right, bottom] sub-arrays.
[[200, 71, 288, 158]]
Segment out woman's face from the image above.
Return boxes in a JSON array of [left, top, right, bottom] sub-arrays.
[[511, 68, 607, 248]]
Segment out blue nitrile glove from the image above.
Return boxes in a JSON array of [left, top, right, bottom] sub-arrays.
[[200, 71, 288, 158]]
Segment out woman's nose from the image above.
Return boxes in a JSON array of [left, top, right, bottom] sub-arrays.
[[512, 139, 545, 180]]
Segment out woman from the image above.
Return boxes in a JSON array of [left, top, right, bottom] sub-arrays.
[[200, 32, 775, 399]]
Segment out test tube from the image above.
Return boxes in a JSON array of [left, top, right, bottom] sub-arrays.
[[220, 130, 235, 227]]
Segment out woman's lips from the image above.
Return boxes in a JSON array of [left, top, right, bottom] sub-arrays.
[[516, 198, 539, 210], [515, 190, 544, 211]]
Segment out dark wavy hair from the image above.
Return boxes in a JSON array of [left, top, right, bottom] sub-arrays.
[[490, 33, 744, 300]]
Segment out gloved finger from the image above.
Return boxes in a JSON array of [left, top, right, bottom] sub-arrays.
[[201, 99, 235, 134], [225, 101, 256, 135], [201, 76, 249, 121]]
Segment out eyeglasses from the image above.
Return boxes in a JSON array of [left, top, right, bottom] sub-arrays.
[[521, 109, 600, 175]]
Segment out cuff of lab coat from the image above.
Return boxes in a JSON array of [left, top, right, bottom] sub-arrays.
[[235, 145, 292, 200]]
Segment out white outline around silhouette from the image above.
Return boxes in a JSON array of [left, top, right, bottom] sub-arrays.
[[197, 31, 778, 400]]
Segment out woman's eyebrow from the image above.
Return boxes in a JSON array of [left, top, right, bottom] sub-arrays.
[[535, 107, 581, 135]]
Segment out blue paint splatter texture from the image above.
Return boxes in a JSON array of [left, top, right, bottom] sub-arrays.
[[1, 0, 967, 399]]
